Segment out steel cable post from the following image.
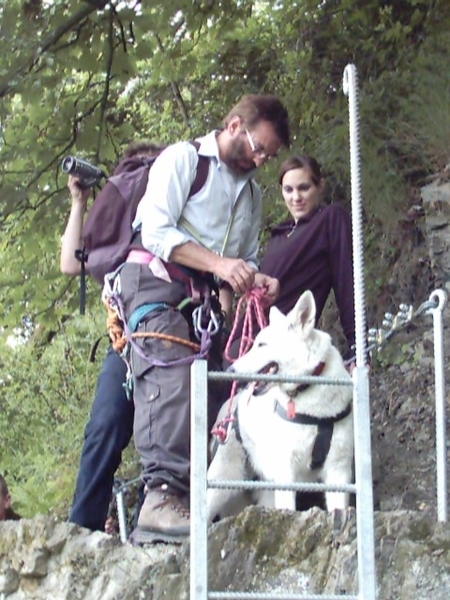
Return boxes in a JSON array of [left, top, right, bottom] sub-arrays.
[[428, 289, 448, 522], [343, 63, 377, 600]]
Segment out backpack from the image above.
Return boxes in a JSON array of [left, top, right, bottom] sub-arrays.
[[81, 141, 209, 284]]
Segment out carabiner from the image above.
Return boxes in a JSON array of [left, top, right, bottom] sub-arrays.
[[207, 309, 221, 336], [192, 304, 221, 340]]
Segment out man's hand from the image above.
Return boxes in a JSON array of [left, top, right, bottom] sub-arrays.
[[254, 273, 280, 305], [169, 242, 257, 294], [214, 257, 256, 294]]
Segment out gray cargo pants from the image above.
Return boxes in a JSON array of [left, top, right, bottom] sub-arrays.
[[119, 262, 224, 495]]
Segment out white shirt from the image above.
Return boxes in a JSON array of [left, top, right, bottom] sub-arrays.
[[133, 131, 262, 270]]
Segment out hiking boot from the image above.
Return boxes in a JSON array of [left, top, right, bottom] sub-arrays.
[[131, 484, 190, 544]]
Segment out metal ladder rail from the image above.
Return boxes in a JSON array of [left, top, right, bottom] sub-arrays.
[[343, 62, 377, 599], [191, 363, 376, 600], [429, 289, 448, 523]]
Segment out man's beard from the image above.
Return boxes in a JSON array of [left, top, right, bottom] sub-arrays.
[[225, 138, 257, 175]]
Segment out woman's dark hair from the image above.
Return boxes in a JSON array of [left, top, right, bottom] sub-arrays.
[[122, 140, 167, 158], [278, 155, 322, 186]]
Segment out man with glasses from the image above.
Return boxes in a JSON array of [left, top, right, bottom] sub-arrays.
[[116, 94, 290, 544]]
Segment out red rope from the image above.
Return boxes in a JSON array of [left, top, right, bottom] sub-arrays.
[[212, 287, 269, 443], [224, 286, 268, 364]]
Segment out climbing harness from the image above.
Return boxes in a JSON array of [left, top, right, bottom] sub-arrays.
[[101, 262, 222, 398]]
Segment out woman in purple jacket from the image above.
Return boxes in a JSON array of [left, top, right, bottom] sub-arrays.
[[260, 154, 355, 362], [227, 155, 355, 367]]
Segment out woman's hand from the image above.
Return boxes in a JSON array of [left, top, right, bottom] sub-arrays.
[[254, 273, 280, 305]]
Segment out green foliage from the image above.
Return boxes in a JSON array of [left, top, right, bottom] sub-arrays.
[[397, 31, 450, 172], [370, 338, 420, 372], [0, 305, 107, 517], [0, 0, 449, 517]]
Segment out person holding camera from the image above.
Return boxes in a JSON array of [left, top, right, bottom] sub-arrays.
[[61, 141, 166, 533]]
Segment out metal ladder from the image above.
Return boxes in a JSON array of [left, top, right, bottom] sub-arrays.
[[191, 358, 374, 600]]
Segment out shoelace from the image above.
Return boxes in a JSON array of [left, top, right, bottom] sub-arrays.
[[159, 494, 190, 518]]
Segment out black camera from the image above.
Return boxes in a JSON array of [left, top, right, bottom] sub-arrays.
[[62, 156, 106, 189]]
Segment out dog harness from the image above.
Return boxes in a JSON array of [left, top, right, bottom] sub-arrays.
[[274, 400, 352, 470]]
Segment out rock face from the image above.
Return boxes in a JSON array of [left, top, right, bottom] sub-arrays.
[[422, 176, 450, 290], [366, 173, 450, 519], [1, 175, 449, 600], [1, 508, 450, 599], [0, 516, 178, 600]]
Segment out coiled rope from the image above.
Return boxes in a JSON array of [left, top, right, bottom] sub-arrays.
[[213, 287, 269, 443], [105, 297, 128, 353], [224, 286, 268, 364], [104, 296, 201, 355]]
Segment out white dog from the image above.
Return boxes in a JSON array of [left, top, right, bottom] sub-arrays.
[[207, 290, 354, 522]]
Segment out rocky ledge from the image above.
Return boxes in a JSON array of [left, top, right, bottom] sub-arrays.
[[1, 507, 450, 599]]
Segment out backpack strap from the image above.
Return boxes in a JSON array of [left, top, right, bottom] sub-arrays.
[[169, 140, 210, 247], [188, 140, 209, 196], [74, 248, 89, 315]]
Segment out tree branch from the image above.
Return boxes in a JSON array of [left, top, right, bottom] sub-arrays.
[[155, 33, 190, 128], [95, 6, 115, 160], [0, 1, 110, 99]]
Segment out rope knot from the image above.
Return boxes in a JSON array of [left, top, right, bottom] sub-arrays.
[[104, 296, 127, 353], [211, 415, 236, 444]]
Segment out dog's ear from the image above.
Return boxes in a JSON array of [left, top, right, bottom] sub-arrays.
[[289, 290, 316, 335], [268, 304, 286, 327]]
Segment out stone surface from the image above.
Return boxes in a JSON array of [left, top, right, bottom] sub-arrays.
[[1, 509, 450, 599], [1, 176, 450, 600]]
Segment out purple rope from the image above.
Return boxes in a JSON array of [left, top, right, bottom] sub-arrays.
[[111, 291, 212, 368]]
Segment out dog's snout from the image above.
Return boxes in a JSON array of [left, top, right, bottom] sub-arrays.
[[226, 364, 249, 390]]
